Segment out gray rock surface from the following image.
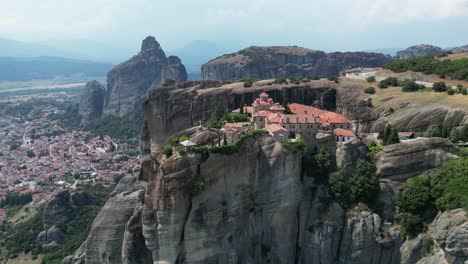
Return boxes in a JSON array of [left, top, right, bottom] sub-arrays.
[[78, 80, 105, 125], [202, 46, 391, 80], [429, 209, 468, 264], [400, 234, 433, 264], [104, 36, 187, 117], [400, 209, 467, 264], [43, 190, 97, 228], [396, 45, 445, 59], [64, 175, 147, 264], [375, 138, 459, 181], [336, 138, 368, 176]]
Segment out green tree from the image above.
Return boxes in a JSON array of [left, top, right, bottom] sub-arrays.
[[329, 172, 351, 208], [162, 146, 173, 158], [366, 76, 376, 83], [305, 149, 333, 183], [207, 103, 227, 128], [283, 98, 292, 114], [432, 82, 447, 92], [349, 160, 380, 204], [26, 150, 36, 158], [239, 98, 245, 114]]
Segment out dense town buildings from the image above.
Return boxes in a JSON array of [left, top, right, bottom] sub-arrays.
[[0, 105, 140, 215]]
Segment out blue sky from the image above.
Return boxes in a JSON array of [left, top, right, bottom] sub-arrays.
[[1, 0, 468, 58]]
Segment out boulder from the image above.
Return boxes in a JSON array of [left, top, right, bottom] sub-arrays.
[[64, 175, 147, 264], [42, 241, 61, 252], [78, 80, 105, 125], [104, 36, 187, 117], [375, 138, 459, 181]]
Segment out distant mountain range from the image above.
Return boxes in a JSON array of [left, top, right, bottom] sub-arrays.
[[0, 56, 112, 81]]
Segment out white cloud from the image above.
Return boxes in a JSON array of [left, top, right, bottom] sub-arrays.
[[347, 0, 468, 29]]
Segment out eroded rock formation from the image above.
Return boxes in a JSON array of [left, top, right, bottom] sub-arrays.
[[396, 45, 445, 59], [78, 80, 106, 125], [202, 46, 391, 80], [375, 138, 459, 181], [103, 36, 187, 117]]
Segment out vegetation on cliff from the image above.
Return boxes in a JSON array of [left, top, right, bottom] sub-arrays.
[[384, 55, 468, 81], [0, 185, 111, 263], [395, 154, 468, 238]]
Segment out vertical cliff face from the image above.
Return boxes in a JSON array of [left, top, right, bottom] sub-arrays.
[[103, 36, 187, 117], [78, 80, 106, 125], [143, 137, 303, 263], [201, 46, 391, 80]]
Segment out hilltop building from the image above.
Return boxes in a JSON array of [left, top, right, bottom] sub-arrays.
[[227, 92, 355, 147]]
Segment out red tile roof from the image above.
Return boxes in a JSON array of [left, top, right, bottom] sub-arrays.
[[333, 128, 355, 138], [266, 124, 288, 133]]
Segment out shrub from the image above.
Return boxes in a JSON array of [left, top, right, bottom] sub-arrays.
[[178, 148, 187, 155], [461, 87, 468, 95], [432, 82, 447, 92], [329, 172, 351, 208], [379, 77, 398, 88], [364, 87, 376, 94], [447, 89, 455, 95], [224, 113, 248, 123], [366, 76, 376, 83], [396, 213, 425, 238], [400, 79, 425, 92], [162, 146, 173, 158], [280, 137, 305, 152], [191, 166, 204, 195]]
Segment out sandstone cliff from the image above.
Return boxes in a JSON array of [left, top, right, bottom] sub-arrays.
[[78, 80, 106, 125], [396, 45, 445, 59], [202, 46, 391, 80], [103, 36, 187, 117]]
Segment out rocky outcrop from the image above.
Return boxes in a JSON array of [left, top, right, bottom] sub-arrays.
[[64, 175, 148, 264], [202, 46, 391, 80], [400, 209, 468, 264], [375, 138, 459, 181], [336, 84, 468, 133], [396, 45, 445, 59], [144, 80, 336, 147], [103, 36, 187, 117], [336, 138, 368, 176], [43, 190, 97, 228], [78, 80, 106, 125]]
